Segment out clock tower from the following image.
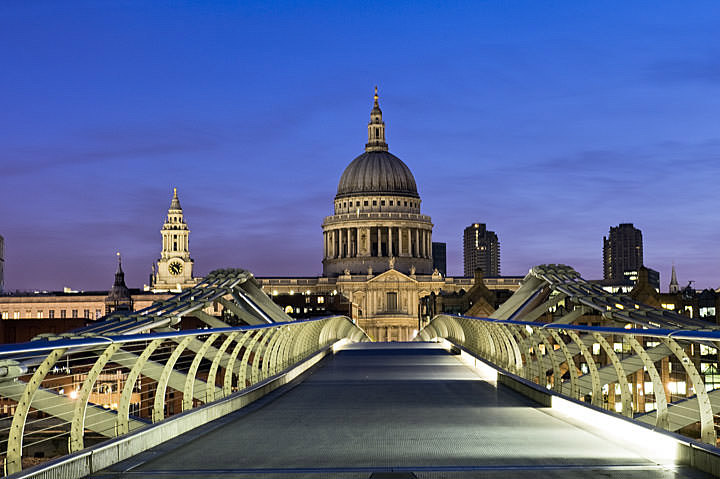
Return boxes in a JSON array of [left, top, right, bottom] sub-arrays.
[[153, 188, 197, 291]]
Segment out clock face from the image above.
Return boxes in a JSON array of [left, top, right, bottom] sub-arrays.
[[168, 261, 183, 276]]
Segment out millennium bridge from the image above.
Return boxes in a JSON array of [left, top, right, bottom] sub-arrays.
[[2, 265, 720, 478]]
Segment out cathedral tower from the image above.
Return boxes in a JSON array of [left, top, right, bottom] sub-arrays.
[[153, 188, 197, 291]]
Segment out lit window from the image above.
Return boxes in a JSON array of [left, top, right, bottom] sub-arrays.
[[317, 296, 324, 304], [285, 306, 294, 314], [592, 343, 600, 355], [700, 307, 716, 318], [661, 303, 675, 310], [0, 312, 8, 320], [36, 311, 43, 319], [95, 309, 102, 319], [700, 344, 717, 355], [48, 310, 55, 319], [72, 309, 78, 318], [644, 381, 654, 394], [60, 310, 66, 319], [668, 381, 686, 395], [613, 342, 623, 353]]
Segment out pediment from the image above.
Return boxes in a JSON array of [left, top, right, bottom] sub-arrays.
[[368, 269, 416, 284]]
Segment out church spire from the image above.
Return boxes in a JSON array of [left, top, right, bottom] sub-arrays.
[[365, 86, 388, 152], [106, 252, 132, 314], [669, 263, 680, 293]]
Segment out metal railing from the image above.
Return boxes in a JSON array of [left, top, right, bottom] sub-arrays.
[[416, 314, 720, 446], [0, 316, 368, 475]]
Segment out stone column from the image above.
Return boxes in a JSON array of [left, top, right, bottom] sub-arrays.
[[414, 229, 419, 258], [356, 228, 360, 257], [388, 227, 393, 258], [341, 228, 346, 258], [346, 228, 350, 257], [377, 227, 382, 257]]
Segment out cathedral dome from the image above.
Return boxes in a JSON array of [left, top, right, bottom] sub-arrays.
[[336, 151, 419, 199]]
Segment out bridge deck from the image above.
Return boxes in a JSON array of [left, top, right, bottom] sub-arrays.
[[92, 342, 709, 478]]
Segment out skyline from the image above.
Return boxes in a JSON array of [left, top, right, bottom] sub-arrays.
[[3, 2, 720, 291]]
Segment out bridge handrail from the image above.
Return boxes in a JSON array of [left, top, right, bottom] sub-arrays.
[[0, 315, 369, 476], [416, 313, 720, 447]]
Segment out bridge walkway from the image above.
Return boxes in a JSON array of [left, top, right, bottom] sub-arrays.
[[90, 342, 710, 478]]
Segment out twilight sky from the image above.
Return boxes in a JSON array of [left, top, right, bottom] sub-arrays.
[[2, 1, 720, 291]]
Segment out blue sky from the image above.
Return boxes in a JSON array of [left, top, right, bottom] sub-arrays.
[[2, 1, 720, 291]]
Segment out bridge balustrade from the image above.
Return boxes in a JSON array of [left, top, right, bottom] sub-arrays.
[[416, 314, 720, 447], [0, 316, 368, 476]]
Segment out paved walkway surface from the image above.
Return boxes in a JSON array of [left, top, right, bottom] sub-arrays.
[[92, 342, 711, 478]]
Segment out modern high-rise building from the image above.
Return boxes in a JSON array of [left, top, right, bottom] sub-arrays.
[[432, 242, 446, 277], [0, 234, 4, 292], [603, 223, 643, 282], [463, 224, 500, 277]]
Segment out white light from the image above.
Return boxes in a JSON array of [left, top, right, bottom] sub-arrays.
[[69, 390, 78, 400], [552, 396, 681, 465]]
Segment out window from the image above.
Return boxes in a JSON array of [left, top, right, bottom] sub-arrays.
[[1, 312, 8, 320], [60, 310, 66, 319], [13, 312, 20, 319], [36, 311, 43, 319], [95, 309, 102, 319], [386, 292, 398, 311], [72, 309, 78, 318], [356, 201, 360, 206], [84, 309, 90, 319], [381, 200, 385, 206], [373, 200, 377, 206], [364, 201, 368, 206], [48, 310, 55, 319], [389, 200, 393, 206], [404, 201, 407, 206]]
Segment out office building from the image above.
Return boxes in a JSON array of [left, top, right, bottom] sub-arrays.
[[463, 223, 500, 277], [603, 223, 643, 282], [432, 242, 446, 277]]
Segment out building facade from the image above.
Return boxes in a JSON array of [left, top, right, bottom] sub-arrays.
[[463, 223, 500, 277], [152, 188, 198, 291]]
